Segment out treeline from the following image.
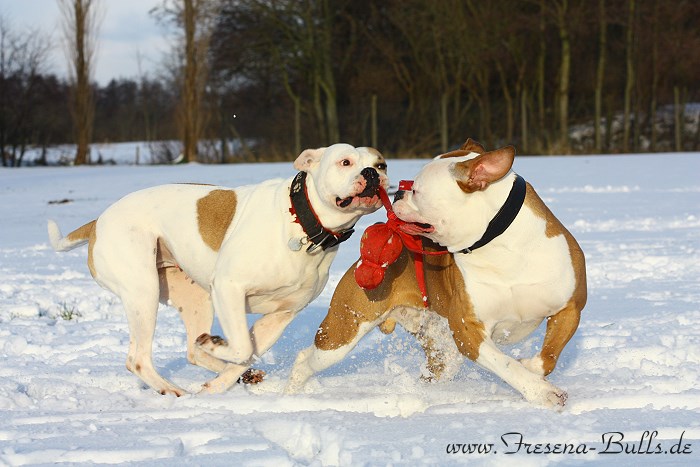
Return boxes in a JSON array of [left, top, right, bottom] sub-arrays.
[[209, 0, 699, 158], [0, 73, 178, 166], [1, 0, 699, 166]]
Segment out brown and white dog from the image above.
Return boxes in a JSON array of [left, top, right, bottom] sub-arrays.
[[48, 143, 388, 396], [287, 139, 586, 408]]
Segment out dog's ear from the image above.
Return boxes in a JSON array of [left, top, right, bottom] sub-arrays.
[[460, 138, 486, 154], [294, 147, 326, 171], [452, 145, 515, 193]]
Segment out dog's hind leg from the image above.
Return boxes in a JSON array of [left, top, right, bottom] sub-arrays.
[[121, 280, 186, 397], [92, 231, 186, 396], [158, 266, 226, 374], [286, 306, 387, 393], [522, 299, 581, 377]]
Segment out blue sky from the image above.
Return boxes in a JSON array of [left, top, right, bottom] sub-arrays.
[[0, 0, 170, 84]]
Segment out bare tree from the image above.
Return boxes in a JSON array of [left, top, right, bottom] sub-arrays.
[[594, 0, 607, 153], [622, 0, 635, 153], [152, 0, 221, 163], [59, 0, 101, 165], [0, 15, 53, 167]]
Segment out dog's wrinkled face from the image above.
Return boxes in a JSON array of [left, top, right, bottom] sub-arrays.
[[294, 143, 389, 216], [393, 156, 470, 246], [393, 143, 516, 248]]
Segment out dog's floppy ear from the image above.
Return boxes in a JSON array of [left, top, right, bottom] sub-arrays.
[[452, 145, 515, 193], [460, 138, 486, 154], [294, 147, 326, 171]]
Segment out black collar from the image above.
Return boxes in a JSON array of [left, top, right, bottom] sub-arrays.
[[457, 174, 527, 254], [289, 171, 355, 252]]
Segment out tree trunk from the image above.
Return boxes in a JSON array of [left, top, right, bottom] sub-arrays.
[[440, 91, 448, 153], [371, 93, 378, 149], [649, 0, 659, 152], [520, 87, 528, 153], [61, 0, 97, 166], [594, 0, 607, 153], [319, 0, 339, 144], [537, 0, 547, 151], [181, 0, 199, 163], [674, 86, 684, 151], [497, 63, 514, 143], [294, 95, 301, 156], [622, 0, 635, 153], [556, 0, 570, 154]]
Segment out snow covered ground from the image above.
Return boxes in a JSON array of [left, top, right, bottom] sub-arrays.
[[1, 152, 699, 466]]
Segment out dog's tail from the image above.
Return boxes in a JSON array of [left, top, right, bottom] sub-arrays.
[[48, 219, 96, 252]]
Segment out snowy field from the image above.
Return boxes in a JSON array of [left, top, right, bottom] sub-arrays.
[[1, 151, 699, 466]]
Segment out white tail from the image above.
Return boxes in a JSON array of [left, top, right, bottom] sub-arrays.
[[47, 219, 95, 252]]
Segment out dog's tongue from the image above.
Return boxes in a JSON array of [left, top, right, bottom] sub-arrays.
[[399, 222, 434, 236]]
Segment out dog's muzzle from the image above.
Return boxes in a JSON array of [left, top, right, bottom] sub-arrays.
[[357, 167, 381, 198]]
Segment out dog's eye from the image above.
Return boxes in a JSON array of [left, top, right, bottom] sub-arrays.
[[376, 162, 387, 171], [341, 159, 351, 167]]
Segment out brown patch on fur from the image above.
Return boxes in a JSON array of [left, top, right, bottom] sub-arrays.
[[524, 183, 587, 306], [538, 229, 587, 375], [66, 220, 96, 243], [65, 220, 98, 278], [315, 240, 485, 362], [422, 243, 485, 361], [365, 147, 383, 159], [379, 318, 397, 334], [524, 182, 587, 375], [315, 252, 424, 351], [524, 183, 564, 238], [197, 190, 237, 251]]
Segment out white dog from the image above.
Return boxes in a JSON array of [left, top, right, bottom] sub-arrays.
[[287, 140, 586, 408], [48, 143, 388, 396]]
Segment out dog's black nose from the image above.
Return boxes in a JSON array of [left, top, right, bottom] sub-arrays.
[[361, 167, 379, 187], [358, 167, 380, 197], [394, 190, 405, 202]]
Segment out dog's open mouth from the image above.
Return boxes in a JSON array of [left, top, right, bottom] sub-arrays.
[[336, 194, 380, 208], [337, 168, 382, 209], [399, 221, 435, 236]]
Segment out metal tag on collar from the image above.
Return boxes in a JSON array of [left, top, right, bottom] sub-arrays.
[[306, 231, 331, 253]]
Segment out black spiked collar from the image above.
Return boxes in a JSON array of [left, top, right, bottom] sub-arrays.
[[289, 171, 355, 252], [457, 174, 527, 254]]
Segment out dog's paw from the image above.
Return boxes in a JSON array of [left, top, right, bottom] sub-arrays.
[[196, 333, 228, 348], [523, 379, 568, 410], [159, 387, 186, 397], [547, 388, 568, 408], [238, 368, 266, 385], [195, 333, 252, 364], [539, 386, 568, 410]]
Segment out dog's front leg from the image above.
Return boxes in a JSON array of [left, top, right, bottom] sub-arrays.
[[196, 279, 254, 364], [200, 310, 297, 394]]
